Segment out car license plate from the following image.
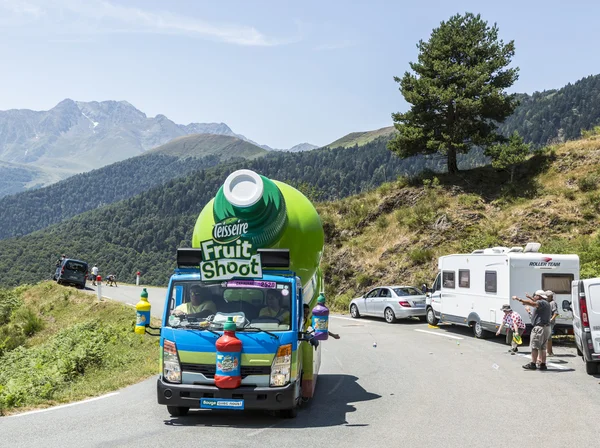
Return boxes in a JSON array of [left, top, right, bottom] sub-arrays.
[[413, 302, 425, 307], [200, 398, 244, 410]]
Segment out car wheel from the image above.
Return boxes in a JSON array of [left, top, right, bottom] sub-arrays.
[[350, 304, 360, 318], [426, 307, 439, 326], [472, 321, 489, 339], [585, 362, 599, 375], [167, 406, 189, 417], [384, 307, 396, 323]]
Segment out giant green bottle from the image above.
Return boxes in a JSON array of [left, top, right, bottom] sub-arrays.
[[191, 169, 324, 299]]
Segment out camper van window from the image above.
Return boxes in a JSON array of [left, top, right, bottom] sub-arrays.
[[442, 271, 455, 289], [485, 271, 497, 293], [459, 270, 470, 288], [541, 274, 574, 295]]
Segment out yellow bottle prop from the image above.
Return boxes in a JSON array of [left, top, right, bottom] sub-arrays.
[[135, 288, 151, 334]]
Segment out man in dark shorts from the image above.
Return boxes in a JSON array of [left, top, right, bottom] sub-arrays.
[[512, 290, 552, 371]]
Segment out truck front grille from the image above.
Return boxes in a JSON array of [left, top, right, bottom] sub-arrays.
[[181, 363, 271, 379]]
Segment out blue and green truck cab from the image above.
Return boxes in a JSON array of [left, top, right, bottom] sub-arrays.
[[156, 169, 325, 418]]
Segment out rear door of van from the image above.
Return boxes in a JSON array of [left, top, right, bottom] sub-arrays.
[[583, 279, 600, 357]]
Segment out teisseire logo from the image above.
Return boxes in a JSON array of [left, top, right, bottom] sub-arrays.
[[212, 218, 249, 243]]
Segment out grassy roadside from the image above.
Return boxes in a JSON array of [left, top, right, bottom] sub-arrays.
[[0, 282, 160, 415]]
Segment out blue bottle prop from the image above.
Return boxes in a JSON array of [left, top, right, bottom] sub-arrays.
[[311, 293, 329, 340], [215, 316, 242, 388]]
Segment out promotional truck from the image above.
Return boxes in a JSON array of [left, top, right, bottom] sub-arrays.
[[156, 169, 326, 418]]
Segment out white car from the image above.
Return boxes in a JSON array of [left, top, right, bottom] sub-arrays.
[[349, 286, 428, 323]]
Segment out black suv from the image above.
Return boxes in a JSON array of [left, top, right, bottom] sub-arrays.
[[55, 259, 89, 289]]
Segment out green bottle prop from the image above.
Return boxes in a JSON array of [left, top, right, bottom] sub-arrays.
[[192, 169, 324, 297]]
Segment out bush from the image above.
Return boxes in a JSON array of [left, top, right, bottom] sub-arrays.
[[375, 215, 389, 230], [578, 173, 599, 192], [402, 202, 435, 230], [330, 292, 355, 312], [409, 248, 434, 265], [0, 289, 22, 325], [355, 273, 374, 288], [458, 194, 482, 208]]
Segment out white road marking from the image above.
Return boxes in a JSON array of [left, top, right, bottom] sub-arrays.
[[247, 422, 279, 437], [414, 329, 463, 340], [330, 315, 376, 323], [7, 392, 120, 418], [516, 354, 570, 370]]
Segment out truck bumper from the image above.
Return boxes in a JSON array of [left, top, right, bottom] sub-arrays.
[[157, 377, 296, 410]]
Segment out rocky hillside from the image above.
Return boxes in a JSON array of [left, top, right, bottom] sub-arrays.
[[319, 132, 600, 310]]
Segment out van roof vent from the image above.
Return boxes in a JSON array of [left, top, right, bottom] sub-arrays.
[[507, 247, 523, 253], [524, 242, 541, 253], [471, 249, 484, 254]]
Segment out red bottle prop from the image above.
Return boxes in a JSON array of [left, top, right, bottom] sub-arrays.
[[215, 316, 242, 388], [311, 293, 329, 340]]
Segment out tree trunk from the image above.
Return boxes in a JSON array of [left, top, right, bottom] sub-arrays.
[[447, 146, 458, 174]]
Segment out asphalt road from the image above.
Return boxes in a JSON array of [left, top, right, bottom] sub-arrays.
[[3, 284, 600, 448]]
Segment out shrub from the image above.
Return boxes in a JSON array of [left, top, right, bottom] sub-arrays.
[[578, 173, 599, 192], [0, 289, 22, 325], [355, 273, 374, 288], [409, 248, 434, 265], [563, 189, 576, 201], [375, 215, 389, 230], [458, 194, 482, 208], [330, 292, 355, 312], [402, 202, 435, 231]]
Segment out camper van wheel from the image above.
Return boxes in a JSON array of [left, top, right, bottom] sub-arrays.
[[167, 406, 189, 417], [384, 307, 396, 323], [585, 362, 599, 375], [350, 304, 360, 318], [426, 308, 439, 326], [472, 321, 489, 339]]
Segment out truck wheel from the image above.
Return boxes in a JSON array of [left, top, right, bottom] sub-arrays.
[[167, 406, 189, 417], [585, 362, 598, 375], [280, 406, 298, 419], [350, 304, 360, 318], [426, 307, 439, 326], [472, 321, 489, 339], [384, 307, 396, 323]]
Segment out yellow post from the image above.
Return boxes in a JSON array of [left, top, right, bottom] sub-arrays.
[[135, 288, 151, 334]]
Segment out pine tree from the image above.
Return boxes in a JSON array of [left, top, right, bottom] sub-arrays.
[[388, 13, 519, 174], [485, 131, 530, 182]]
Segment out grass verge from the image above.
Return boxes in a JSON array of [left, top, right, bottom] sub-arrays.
[[0, 282, 160, 415]]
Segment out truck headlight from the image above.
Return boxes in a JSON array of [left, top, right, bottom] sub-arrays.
[[163, 340, 181, 384], [270, 344, 292, 387]]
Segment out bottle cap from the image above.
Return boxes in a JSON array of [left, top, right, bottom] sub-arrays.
[[141, 288, 148, 299], [223, 316, 236, 331], [317, 293, 326, 304]]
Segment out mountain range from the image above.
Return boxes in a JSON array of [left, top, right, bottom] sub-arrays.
[[0, 99, 316, 197]]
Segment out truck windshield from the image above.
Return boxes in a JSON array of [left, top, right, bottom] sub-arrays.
[[167, 280, 293, 332]]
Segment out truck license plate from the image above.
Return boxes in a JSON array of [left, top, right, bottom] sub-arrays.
[[200, 398, 244, 410]]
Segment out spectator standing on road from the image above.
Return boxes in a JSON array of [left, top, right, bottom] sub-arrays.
[[91, 264, 99, 286], [512, 290, 552, 371], [496, 304, 526, 354], [546, 290, 559, 356]]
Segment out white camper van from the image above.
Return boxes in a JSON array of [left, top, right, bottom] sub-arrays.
[[571, 279, 600, 375], [426, 243, 579, 338]]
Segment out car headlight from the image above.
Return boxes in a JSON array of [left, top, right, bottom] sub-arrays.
[[270, 344, 292, 387], [163, 339, 181, 384]]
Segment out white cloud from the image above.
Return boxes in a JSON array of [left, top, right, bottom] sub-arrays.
[[0, 0, 293, 46]]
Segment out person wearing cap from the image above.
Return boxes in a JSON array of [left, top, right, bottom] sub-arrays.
[[546, 290, 559, 356], [512, 290, 552, 370], [173, 285, 217, 316], [496, 304, 525, 354], [259, 290, 291, 325]]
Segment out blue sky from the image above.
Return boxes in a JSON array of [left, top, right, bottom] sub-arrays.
[[0, 0, 599, 148]]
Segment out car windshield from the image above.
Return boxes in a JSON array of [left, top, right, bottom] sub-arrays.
[[167, 280, 293, 332], [394, 287, 423, 296], [65, 261, 87, 272]]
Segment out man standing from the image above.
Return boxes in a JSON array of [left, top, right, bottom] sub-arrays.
[[496, 304, 525, 354], [91, 264, 99, 286], [512, 290, 552, 370]]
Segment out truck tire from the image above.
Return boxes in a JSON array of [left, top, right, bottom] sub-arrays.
[[350, 304, 360, 318], [167, 406, 189, 417], [426, 307, 439, 326], [384, 307, 396, 323], [472, 321, 490, 339], [585, 362, 598, 375]]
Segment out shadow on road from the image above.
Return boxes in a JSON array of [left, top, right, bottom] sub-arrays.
[[163, 374, 381, 429]]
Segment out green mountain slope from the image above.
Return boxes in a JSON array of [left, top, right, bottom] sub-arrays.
[[0, 139, 486, 287], [324, 126, 396, 149], [0, 134, 266, 240], [147, 133, 267, 159], [498, 74, 600, 146]]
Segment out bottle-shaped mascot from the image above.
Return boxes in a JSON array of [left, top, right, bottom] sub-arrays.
[[135, 288, 151, 335], [215, 316, 242, 388], [312, 293, 329, 340]]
